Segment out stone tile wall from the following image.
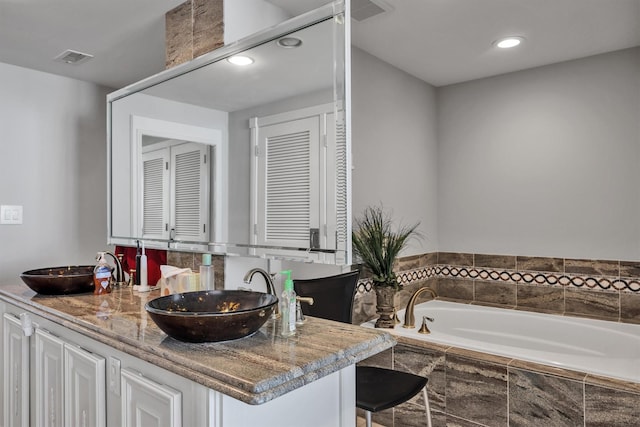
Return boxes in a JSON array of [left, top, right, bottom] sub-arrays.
[[353, 252, 640, 325], [360, 338, 640, 427], [166, 251, 225, 290], [165, 0, 224, 69]]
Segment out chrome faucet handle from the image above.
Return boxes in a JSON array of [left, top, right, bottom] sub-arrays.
[[418, 315, 433, 334]]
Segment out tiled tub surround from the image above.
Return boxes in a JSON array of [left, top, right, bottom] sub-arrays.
[[353, 252, 640, 325], [361, 338, 640, 427], [354, 253, 640, 426]]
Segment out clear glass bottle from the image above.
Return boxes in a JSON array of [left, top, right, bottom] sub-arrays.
[[200, 253, 215, 291]]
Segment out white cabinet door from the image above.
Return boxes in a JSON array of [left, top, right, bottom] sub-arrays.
[[35, 329, 65, 427], [121, 369, 182, 427], [64, 344, 106, 427], [2, 313, 29, 427]]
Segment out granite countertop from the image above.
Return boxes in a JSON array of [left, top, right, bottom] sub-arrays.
[[0, 284, 395, 404]]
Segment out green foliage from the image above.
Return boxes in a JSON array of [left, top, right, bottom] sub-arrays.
[[352, 206, 420, 289]]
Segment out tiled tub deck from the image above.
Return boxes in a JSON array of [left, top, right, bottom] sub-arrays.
[[360, 337, 640, 427], [354, 252, 640, 426]]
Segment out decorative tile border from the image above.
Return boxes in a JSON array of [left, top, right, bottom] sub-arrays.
[[357, 266, 438, 292], [356, 252, 640, 294], [437, 265, 640, 293]]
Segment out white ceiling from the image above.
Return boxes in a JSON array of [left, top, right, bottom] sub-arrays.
[[0, 0, 185, 89], [0, 0, 638, 90], [350, 0, 640, 86]]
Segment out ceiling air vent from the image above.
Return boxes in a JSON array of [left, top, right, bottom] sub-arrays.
[[53, 49, 94, 65], [351, 0, 393, 22]]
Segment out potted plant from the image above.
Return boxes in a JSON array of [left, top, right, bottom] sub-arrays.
[[352, 205, 420, 328]]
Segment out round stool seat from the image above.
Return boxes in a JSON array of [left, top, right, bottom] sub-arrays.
[[356, 366, 429, 413]]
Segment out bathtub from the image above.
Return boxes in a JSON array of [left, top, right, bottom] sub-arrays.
[[370, 300, 640, 383]]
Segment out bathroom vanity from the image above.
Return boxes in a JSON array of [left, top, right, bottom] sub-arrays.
[[0, 284, 394, 427]]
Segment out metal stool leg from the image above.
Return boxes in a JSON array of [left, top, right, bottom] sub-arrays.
[[365, 410, 372, 427], [423, 386, 432, 427]]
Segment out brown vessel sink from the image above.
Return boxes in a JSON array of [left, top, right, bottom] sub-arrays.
[[20, 265, 95, 295], [145, 290, 278, 343]]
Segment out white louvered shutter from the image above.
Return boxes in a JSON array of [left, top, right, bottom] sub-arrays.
[[325, 111, 346, 252], [256, 116, 320, 248], [142, 149, 170, 239], [170, 142, 209, 242]]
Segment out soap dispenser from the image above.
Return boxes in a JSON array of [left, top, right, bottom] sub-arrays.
[[94, 252, 113, 295], [280, 270, 297, 337]]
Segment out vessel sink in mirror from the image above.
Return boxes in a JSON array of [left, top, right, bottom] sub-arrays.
[[145, 290, 278, 343], [20, 265, 95, 295], [108, 1, 350, 264]]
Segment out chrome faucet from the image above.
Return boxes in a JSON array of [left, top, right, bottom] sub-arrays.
[[243, 268, 280, 318], [102, 251, 126, 287], [403, 286, 437, 328]]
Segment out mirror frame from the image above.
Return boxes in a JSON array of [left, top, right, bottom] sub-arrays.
[[106, 0, 352, 265]]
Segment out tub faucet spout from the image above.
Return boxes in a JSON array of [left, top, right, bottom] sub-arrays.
[[403, 286, 437, 328]]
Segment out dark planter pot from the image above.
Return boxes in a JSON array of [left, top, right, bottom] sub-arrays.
[[374, 285, 397, 328]]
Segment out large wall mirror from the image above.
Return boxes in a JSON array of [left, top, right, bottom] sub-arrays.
[[108, 1, 351, 264]]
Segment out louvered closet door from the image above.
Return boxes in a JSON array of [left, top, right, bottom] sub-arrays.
[[256, 116, 320, 248], [170, 142, 209, 243], [142, 149, 170, 240]]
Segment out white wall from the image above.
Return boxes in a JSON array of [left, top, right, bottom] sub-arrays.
[[224, 0, 290, 44], [0, 62, 111, 283], [351, 47, 439, 256], [437, 47, 640, 260]]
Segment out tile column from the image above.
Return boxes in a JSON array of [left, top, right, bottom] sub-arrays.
[[165, 0, 224, 69]]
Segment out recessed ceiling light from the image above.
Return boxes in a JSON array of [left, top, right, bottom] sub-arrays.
[[227, 55, 254, 66], [276, 37, 303, 49], [494, 36, 525, 49]]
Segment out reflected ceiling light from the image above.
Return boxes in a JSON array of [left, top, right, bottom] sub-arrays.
[[494, 36, 525, 49], [276, 37, 303, 49], [227, 55, 254, 66]]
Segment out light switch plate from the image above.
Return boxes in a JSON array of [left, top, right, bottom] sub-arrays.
[[0, 205, 23, 224]]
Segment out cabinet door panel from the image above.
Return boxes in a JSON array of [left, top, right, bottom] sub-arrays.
[[121, 369, 182, 427], [64, 345, 106, 427], [2, 313, 29, 427], [35, 329, 65, 427]]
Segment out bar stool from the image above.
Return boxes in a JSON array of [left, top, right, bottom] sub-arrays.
[[294, 271, 432, 427]]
